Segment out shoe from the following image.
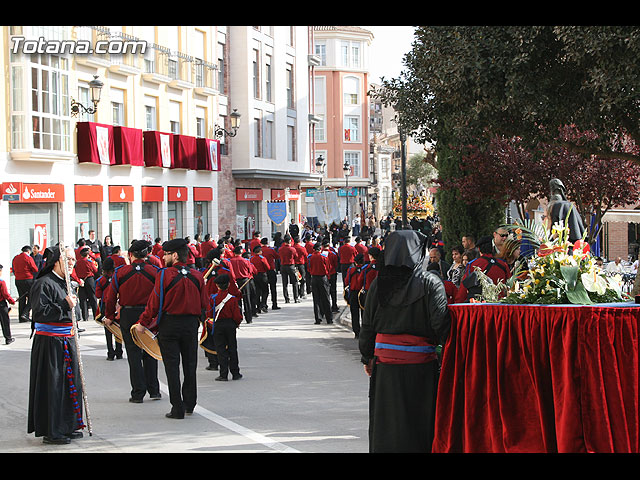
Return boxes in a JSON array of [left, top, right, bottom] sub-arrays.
[[206, 365, 218, 371], [149, 393, 162, 400], [232, 374, 243, 380], [246, 320, 252, 324], [294, 299, 300, 303], [5, 337, 15, 345], [66, 431, 83, 439], [272, 306, 281, 310], [165, 411, 184, 419], [186, 408, 194, 415], [43, 436, 71, 445], [115, 354, 123, 359], [284, 299, 290, 304], [106, 356, 115, 361], [129, 397, 143, 403], [215, 376, 228, 381], [314, 321, 322, 324], [77, 327, 85, 333], [261, 307, 268, 313], [331, 307, 339, 313]]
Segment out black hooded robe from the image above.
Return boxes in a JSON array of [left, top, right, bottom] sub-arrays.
[[359, 230, 451, 453], [27, 258, 84, 440]]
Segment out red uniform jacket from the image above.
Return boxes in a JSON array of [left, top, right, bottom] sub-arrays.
[[205, 265, 242, 299], [279, 244, 298, 266], [305, 241, 315, 255], [138, 262, 207, 331], [74, 256, 98, 279], [355, 242, 368, 255], [307, 251, 330, 276], [206, 290, 243, 326], [12, 253, 38, 280], [104, 260, 159, 319], [260, 246, 279, 270], [322, 248, 338, 276], [359, 261, 379, 291], [293, 243, 307, 265], [339, 243, 357, 264], [200, 240, 217, 259], [228, 255, 255, 279], [250, 254, 271, 273], [0, 279, 16, 304], [110, 254, 127, 268], [346, 264, 364, 291], [454, 254, 510, 303]]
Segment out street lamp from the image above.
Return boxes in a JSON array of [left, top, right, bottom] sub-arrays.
[[315, 155, 326, 187], [70, 75, 103, 117], [343, 159, 351, 225], [214, 109, 241, 138], [400, 130, 408, 230]]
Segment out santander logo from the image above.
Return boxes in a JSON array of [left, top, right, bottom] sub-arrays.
[[5, 184, 17, 194]]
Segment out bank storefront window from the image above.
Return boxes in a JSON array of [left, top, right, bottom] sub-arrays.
[[109, 202, 129, 248]]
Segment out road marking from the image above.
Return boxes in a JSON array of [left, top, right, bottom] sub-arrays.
[[159, 381, 300, 453]]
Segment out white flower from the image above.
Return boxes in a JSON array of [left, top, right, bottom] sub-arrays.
[[581, 270, 607, 295]]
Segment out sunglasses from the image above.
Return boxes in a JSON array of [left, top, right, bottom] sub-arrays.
[[496, 233, 509, 238]]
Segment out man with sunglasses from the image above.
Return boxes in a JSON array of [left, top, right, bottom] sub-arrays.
[[492, 227, 509, 257]]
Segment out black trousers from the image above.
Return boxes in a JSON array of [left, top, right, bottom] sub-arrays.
[[281, 265, 299, 301], [78, 276, 97, 321], [341, 263, 353, 285], [157, 314, 199, 416], [0, 302, 12, 340], [304, 264, 312, 294], [253, 272, 269, 310], [350, 300, 361, 337], [213, 318, 240, 378], [266, 270, 278, 307], [237, 277, 253, 322], [104, 327, 123, 358], [119, 307, 159, 400], [295, 264, 307, 297], [311, 275, 333, 323], [329, 273, 338, 309], [15, 278, 33, 321]]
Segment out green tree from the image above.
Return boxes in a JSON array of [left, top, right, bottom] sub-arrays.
[[405, 152, 437, 193]]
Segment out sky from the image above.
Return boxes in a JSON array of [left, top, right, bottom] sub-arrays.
[[362, 26, 416, 85]]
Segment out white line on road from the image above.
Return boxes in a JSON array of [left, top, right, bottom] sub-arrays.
[[159, 381, 301, 453]]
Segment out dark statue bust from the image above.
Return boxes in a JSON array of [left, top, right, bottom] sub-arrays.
[[547, 178, 585, 243]]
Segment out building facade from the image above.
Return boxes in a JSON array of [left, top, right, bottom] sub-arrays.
[[301, 26, 373, 228], [0, 25, 315, 297]]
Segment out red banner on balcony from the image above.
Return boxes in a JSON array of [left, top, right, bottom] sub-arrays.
[[143, 131, 174, 168], [196, 138, 221, 171], [113, 126, 144, 166], [77, 122, 115, 165], [173, 135, 198, 170]]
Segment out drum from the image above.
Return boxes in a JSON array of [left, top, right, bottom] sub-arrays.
[[198, 319, 217, 355], [130, 324, 162, 361], [358, 289, 367, 311], [95, 313, 123, 344]]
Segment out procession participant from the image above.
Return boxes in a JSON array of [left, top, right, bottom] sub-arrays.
[[0, 264, 16, 345], [75, 246, 98, 322], [260, 238, 281, 310], [357, 246, 381, 311], [308, 243, 333, 325], [279, 235, 300, 303], [104, 240, 161, 403], [200, 234, 217, 260], [344, 253, 366, 337], [359, 230, 451, 453], [354, 236, 368, 256], [207, 274, 244, 382], [303, 235, 315, 295], [27, 245, 85, 445], [86, 230, 103, 273], [293, 236, 308, 299], [228, 245, 258, 323], [12, 245, 39, 323], [338, 236, 357, 284], [249, 231, 262, 254], [152, 238, 163, 258], [109, 246, 127, 268], [321, 239, 340, 312], [135, 238, 207, 419], [250, 245, 271, 313], [185, 237, 199, 268], [94, 257, 122, 360]]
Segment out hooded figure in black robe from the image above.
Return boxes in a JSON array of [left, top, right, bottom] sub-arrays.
[[27, 245, 84, 444], [359, 230, 451, 453]]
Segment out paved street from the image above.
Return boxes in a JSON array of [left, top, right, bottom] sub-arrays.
[[0, 281, 370, 453]]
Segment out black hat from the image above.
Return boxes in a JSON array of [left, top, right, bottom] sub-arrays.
[[162, 238, 188, 253], [129, 239, 151, 254], [214, 273, 230, 285], [102, 257, 115, 272]]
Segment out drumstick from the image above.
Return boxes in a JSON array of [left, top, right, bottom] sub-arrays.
[[59, 243, 93, 436]]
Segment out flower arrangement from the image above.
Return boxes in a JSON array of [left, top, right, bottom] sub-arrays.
[[500, 215, 630, 305]]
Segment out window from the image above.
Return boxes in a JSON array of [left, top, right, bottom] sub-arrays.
[[144, 95, 157, 131], [169, 101, 181, 134], [343, 76, 360, 105], [344, 116, 360, 143], [253, 49, 260, 99], [196, 107, 206, 138], [314, 42, 326, 66], [341, 40, 362, 68], [254, 113, 262, 157], [345, 151, 361, 177], [265, 54, 272, 102], [217, 41, 226, 94], [264, 116, 274, 159], [286, 63, 294, 109], [313, 76, 326, 143], [30, 54, 71, 152], [287, 122, 296, 162], [111, 88, 125, 126]]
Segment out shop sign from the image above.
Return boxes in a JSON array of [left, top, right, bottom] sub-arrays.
[[1, 182, 22, 201], [236, 188, 263, 201], [6, 183, 65, 203]]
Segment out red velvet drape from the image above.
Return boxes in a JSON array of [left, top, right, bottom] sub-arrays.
[[432, 303, 639, 453]]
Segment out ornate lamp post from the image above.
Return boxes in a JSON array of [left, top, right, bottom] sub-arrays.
[[214, 109, 241, 138], [70, 75, 103, 117]]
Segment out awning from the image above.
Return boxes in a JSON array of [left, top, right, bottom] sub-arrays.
[[602, 209, 640, 223]]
